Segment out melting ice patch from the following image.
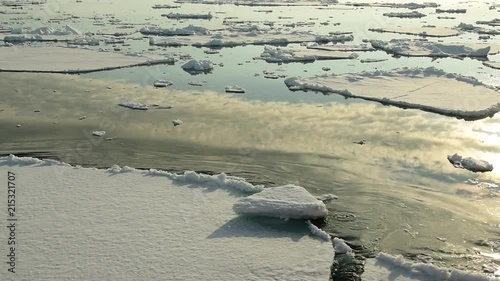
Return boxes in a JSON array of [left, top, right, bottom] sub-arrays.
[[233, 185, 328, 219]]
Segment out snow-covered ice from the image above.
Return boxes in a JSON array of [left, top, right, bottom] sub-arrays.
[[333, 237, 352, 254], [383, 11, 426, 18], [371, 39, 491, 57], [118, 101, 149, 110], [260, 46, 357, 63], [165, 12, 213, 20], [172, 119, 183, 126], [140, 25, 210, 36], [153, 80, 173, 87], [369, 27, 461, 37], [363, 253, 500, 281], [285, 67, 500, 120], [91, 130, 106, 137], [181, 59, 214, 73], [0, 46, 172, 73], [225, 85, 246, 93], [233, 185, 328, 219], [447, 153, 494, 173], [0, 156, 333, 281], [307, 220, 331, 241]]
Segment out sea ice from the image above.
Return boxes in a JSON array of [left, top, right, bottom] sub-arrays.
[[284, 67, 500, 120], [447, 153, 494, 173], [140, 25, 210, 36], [91, 130, 106, 137], [364, 253, 500, 281], [371, 39, 491, 58], [164, 12, 213, 20], [225, 85, 246, 93], [233, 185, 328, 219], [172, 119, 183, 126], [306, 220, 331, 241], [181, 59, 214, 73], [118, 102, 149, 110], [369, 27, 461, 37], [333, 237, 352, 254], [0, 46, 173, 73], [0, 156, 333, 280], [383, 11, 426, 18], [260, 46, 357, 63], [153, 80, 173, 87]]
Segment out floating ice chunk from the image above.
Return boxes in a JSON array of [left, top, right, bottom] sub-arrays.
[[333, 238, 352, 254], [140, 25, 210, 36], [16, 124, 21, 128], [371, 39, 491, 57], [383, 11, 426, 18], [225, 85, 245, 93], [447, 153, 493, 173], [118, 102, 149, 110], [436, 8, 466, 14], [152, 4, 180, 9], [188, 81, 204, 86], [361, 58, 387, 63], [92, 130, 105, 137], [233, 185, 328, 219], [316, 194, 338, 202], [165, 12, 212, 20], [306, 220, 330, 241], [172, 119, 183, 126], [153, 80, 173, 87], [181, 59, 214, 73], [156, 104, 173, 109]]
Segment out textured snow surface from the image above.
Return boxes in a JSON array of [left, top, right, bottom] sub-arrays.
[[0, 156, 333, 281], [364, 253, 500, 281], [233, 185, 328, 219], [285, 67, 500, 120], [447, 153, 494, 172], [0, 46, 171, 73]]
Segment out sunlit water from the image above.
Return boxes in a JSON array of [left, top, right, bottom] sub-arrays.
[[1, 0, 500, 275]]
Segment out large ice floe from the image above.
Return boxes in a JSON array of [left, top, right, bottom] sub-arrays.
[[233, 185, 328, 219], [0, 155, 333, 280], [383, 11, 426, 18], [371, 39, 491, 58], [140, 25, 210, 36], [369, 27, 461, 37], [364, 253, 500, 281], [0, 46, 173, 73], [284, 67, 500, 120], [447, 153, 494, 173], [259, 46, 357, 63]]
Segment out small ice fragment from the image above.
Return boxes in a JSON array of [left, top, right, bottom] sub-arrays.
[[34, 109, 41, 112], [322, 67, 331, 71], [225, 85, 245, 93], [353, 139, 366, 145], [92, 130, 106, 137], [316, 194, 338, 202], [172, 119, 183, 126], [153, 80, 173, 87], [188, 81, 204, 86], [333, 237, 352, 254], [105, 137, 115, 141], [16, 124, 21, 128], [157, 104, 173, 109], [118, 102, 149, 110], [79, 116, 87, 120], [436, 236, 447, 242], [447, 153, 493, 173]]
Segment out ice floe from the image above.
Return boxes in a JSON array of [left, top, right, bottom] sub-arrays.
[[0, 156, 332, 280], [153, 80, 173, 87], [284, 67, 500, 120], [233, 185, 328, 219], [436, 8, 466, 14], [383, 11, 426, 18], [118, 101, 149, 110], [164, 12, 213, 20], [484, 61, 500, 70], [371, 39, 491, 58], [140, 25, 210, 36], [181, 59, 214, 74], [369, 27, 461, 37], [260, 46, 357, 63], [172, 119, 183, 126], [364, 253, 500, 281], [91, 130, 106, 137], [447, 153, 494, 173], [0, 46, 173, 73], [225, 85, 245, 93]]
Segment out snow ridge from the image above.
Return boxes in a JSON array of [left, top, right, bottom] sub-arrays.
[[306, 220, 331, 241]]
